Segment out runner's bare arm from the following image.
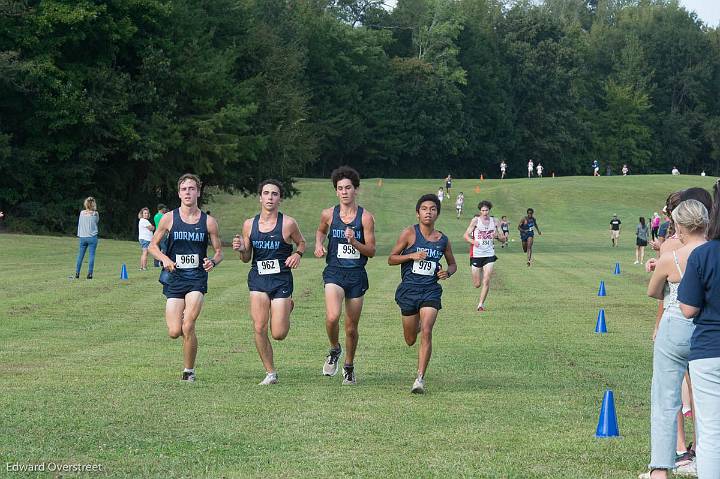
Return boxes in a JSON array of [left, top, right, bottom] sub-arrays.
[[149, 212, 175, 271], [437, 241, 457, 280], [232, 219, 253, 263], [314, 208, 332, 257], [388, 227, 425, 265], [285, 216, 305, 269], [203, 216, 223, 271], [463, 217, 478, 245], [350, 210, 376, 258]]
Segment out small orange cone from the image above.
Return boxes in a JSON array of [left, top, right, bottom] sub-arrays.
[[480, 174, 484, 181]]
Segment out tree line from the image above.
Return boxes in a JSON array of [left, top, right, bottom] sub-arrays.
[[1, 0, 719, 235]]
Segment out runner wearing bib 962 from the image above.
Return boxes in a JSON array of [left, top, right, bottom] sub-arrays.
[[389, 194, 457, 394], [233, 179, 306, 386], [315, 166, 376, 386], [464, 200, 504, 312], [150, 173, 224, 383]]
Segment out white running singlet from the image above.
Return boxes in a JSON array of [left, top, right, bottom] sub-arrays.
[[471, 216, 496, 258]]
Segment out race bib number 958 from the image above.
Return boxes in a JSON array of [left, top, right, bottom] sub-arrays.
[[412, 260, 436, 276], [176, 254, 199, 269], [337, 243, 360, 259]]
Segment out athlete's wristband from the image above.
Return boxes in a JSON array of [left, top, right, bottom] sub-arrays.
[[295, 250, 304, 257], [210, 259, 217, 267]]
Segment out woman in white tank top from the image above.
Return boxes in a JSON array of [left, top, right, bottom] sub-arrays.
[[641, 199, 708, 479]]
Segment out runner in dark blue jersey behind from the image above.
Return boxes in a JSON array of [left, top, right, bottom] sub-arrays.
[[314, 166, 376, 385], [233, 179, 306, 385], [388, 194, 457, 394], [149, 174, 223, 383]]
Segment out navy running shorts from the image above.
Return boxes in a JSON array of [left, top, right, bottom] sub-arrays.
[[248, 269, 293, 300], [471, 256, 497, 268], [520, 232, 534, 242], [323, 266, 369, 299], [394, 283, 442, 316], [160, 269, 208, 299]]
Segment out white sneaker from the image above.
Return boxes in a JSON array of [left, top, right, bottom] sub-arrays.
[[674, 459, 697, 476], [323, 346, 342, 376], [411, 376, 425, 394], [634, 261, 640, 264], [259, 372, 278, 385]]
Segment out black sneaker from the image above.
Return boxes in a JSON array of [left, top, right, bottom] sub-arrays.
[[342, 365, 356, 385], [181, 371, 195, 382], [86, 273, 93, 279], [322, 346, 342, 376]]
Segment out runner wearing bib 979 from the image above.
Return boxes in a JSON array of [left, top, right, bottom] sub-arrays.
[[315, 166, 376, 386], [233, 179, 306, 386], [464, 200, 504, 312], [150, 173, 224, 383], [389, 194, 457, 394]]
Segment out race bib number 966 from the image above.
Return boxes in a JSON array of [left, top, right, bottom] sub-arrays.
[[257, 259, 280, 275], [337, 243, 360, 259], [176, 254, 199, 269], [412, 260, 436, 276]]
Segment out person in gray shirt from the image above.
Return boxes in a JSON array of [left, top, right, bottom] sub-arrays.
[[74, 197, 99, 279], [635, 216, 649, 264]]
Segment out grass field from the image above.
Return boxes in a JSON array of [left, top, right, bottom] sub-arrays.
[[2, 175, 717, 478]]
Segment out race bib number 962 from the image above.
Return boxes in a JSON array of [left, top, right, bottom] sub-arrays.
[[176, 254, 199, 269], [257, 259, 280, 275], [412, 260, 436, 276], [337, 243, 360, 259]]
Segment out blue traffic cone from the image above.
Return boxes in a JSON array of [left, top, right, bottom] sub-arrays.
[[595, 309, 607, 334], [613, 262, 621, 275], [120, 263, 128, 280], [597, 280, 606, 296], [595, 389, 620, 438]]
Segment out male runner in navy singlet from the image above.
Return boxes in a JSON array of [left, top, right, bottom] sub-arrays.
[[232, 180, 306, 385], [388, 194, 457, 394], [315, 166, 376, 385], [149, 173, 223, 382]]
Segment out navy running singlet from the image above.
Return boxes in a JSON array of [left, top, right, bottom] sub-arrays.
[[326, 205, 367, 269], [166, 209, 209, 278], [250, 213, 293, 274], [400, 224, 448, 287]]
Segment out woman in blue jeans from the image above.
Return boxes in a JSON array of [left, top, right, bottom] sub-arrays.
[[74, 197, 99, 279], [642, 199, 708, 479], [680, 184, 720, 479]]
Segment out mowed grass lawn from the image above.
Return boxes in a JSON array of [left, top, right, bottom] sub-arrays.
[[1, 175, 717, 478]]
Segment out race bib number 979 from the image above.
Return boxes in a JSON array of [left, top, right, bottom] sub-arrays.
[[257, 259, 280, 275], [412, 260, 436, 276], [337, 243, 360, 259], [176, 254, 199, 269]]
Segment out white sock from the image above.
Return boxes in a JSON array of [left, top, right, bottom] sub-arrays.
[[184, 368, 195, 373]]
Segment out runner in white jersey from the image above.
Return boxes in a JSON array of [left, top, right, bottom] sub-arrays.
[[527, 160, 534, 178], [464, 200, 504, 312], [536, 163, 543, 178], [455, 192, 464, 219], [500, 161, 507, 179]]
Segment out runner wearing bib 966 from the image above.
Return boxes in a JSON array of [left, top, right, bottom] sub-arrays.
[[464, 200, 504, 312], [232, 179, 306, 386], [389, 194, 457, 394], [315, 166, 376, 386], [150, 173, 224, 383]]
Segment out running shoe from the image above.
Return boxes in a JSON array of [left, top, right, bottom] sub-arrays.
[[674, 458, 697, 476], [411, 376, 425, 394], [259, 372, 278, 385], [323, 346, 342, 376], [477, 303, 485, 312], [181, 371, 196, 382], [342, 366, 356, 385]]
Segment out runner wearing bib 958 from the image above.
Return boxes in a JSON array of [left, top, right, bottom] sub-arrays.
[[464, 200, 504, 312], [389, 194, 457, 394], [149, 173, 224, 383], [233, 179, 306, 386], [315, 166, 376, 385]]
